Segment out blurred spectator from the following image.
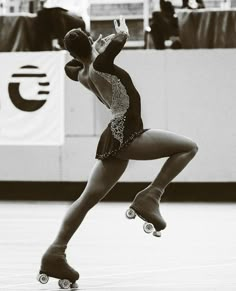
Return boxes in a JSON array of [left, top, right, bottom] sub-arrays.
[[182, 0, 205, 9], [34, 0, 87, 51], [150, 0, 182, 50]]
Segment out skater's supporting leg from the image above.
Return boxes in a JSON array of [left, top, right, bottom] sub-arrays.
[[39, 158, 128, 283], [52, 158, 129, 247]]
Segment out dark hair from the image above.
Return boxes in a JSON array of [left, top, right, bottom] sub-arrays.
[[64, 28, 92, 59]]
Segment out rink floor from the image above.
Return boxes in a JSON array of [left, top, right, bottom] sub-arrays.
[[0, 201, 236, 291]]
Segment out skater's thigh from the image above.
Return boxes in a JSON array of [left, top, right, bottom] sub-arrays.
[[117, 129, 197, 160], [84, 158, 129, 194]]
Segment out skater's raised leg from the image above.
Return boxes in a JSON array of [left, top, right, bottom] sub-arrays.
[[40, 158, 128, 282], [117, 129, 198, 231]]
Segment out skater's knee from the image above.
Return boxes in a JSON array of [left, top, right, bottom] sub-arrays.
[[81, 195, 98, 209], [182, 142, 198, 159], [189, 142, 198, 156], [174, 140, 198, 157]]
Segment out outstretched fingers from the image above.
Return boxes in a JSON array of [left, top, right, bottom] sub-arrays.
[[114, 15, 129, 35]]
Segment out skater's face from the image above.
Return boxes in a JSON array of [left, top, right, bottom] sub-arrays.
[[92, 34, 115, 54]]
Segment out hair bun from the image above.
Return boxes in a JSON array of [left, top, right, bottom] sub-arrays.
[[68, 31, 78, 40]]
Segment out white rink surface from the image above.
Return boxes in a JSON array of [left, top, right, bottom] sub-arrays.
[[0, 201, 236, 290]]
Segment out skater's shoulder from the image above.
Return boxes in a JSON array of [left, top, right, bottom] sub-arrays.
[[64, 58, 83, 81]]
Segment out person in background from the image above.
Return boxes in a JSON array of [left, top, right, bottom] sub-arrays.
[[34, 0, 87, 51], [150, 0, 182, 49]]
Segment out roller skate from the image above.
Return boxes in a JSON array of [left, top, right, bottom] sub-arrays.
[[37, 245, 79, 289], [126, 187, 167, 237]]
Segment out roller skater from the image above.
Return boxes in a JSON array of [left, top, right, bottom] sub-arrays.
[[38, 15, 198, 286]]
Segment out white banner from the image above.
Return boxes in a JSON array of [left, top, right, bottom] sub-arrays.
[[0, 52, 65, 145]]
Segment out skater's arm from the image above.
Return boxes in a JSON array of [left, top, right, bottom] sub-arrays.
[[64, 58, 83, 81], [94, 16, 129, 71]]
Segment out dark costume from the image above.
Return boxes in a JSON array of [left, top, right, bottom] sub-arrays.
[[65, 33, 148, 160]]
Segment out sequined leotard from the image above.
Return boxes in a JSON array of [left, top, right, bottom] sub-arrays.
[[65, 32, 148, 160]]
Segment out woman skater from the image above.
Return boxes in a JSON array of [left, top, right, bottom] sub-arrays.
[[38, 16, 198, 288]]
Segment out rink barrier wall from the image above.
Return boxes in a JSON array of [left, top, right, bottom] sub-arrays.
[[0, 181, 236, 202]]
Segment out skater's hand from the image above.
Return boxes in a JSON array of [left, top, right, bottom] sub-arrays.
[[114, 16, 129, 36]]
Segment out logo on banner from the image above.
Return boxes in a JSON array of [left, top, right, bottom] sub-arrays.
[[8, 65, 50, 112]]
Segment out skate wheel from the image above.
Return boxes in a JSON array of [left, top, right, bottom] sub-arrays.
[[37, 273, 49, 284], [125, 208, 136, 219], [58, 279, 71, 289], [153, 230, 162, 237], [143, 222, 154, 233]]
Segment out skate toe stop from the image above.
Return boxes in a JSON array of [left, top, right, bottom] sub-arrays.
[[153, 231, 162, 237], [71, 282, 79, 289]]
